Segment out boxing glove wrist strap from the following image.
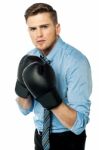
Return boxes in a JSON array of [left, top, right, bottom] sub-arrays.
[[15, 80, 30, 98]]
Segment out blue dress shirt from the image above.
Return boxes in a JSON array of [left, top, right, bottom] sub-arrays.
[[18, 37, 92, 135]]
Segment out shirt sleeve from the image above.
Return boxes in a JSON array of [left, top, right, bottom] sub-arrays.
[[67, 56, 92, 134]]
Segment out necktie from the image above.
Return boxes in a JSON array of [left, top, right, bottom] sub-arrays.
[[40, 54, 51, 150], [42, 109, 51, 150]]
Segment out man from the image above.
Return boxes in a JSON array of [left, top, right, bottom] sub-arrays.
[[15, 3, 92, 150]]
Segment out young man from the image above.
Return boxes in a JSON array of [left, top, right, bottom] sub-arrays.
[[15, 3, 92, 150]]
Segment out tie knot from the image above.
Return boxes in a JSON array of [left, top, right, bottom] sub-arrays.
[[40, 55, 51, 64]]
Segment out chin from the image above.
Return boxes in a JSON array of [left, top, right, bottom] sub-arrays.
[[36, 45, 51, 55], [37, 46, 46, 51]]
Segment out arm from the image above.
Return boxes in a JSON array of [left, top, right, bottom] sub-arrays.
[[16, 96, 33, 115], [15, 55, 43, 114], [15, 55, 42, 114], [52, 102, 77, 128], [16, 97, 32, 110], [52, 58, 92, 134]]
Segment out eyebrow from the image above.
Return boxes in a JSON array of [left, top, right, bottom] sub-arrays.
[[29, 24, 50, 29]]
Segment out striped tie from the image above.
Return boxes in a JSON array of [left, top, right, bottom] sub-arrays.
[[40, 54, 51, 150], [42, 109, 51, 150]]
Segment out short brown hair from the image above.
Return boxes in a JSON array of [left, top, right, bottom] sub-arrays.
[[24, 3, 58, 24]]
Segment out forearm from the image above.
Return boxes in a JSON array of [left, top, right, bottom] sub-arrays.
[[51, 102, 77, 129], [16, 96, 33, 115]]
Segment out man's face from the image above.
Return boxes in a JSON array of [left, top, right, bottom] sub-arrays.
[[27, 12, 60, 54]]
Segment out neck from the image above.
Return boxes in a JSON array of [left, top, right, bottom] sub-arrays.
[[41, 37, 59, 56]]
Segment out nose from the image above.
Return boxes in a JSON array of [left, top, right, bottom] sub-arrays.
[[36, 28, 43, 37]]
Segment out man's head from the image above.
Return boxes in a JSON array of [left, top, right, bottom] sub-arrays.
[[24, 3, 60, 55]]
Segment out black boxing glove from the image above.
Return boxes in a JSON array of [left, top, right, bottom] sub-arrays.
[[15, 55, 42, 98], [22, 60, 62, 109]]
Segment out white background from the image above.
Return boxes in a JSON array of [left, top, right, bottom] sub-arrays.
[[0, 0, 98, 149]]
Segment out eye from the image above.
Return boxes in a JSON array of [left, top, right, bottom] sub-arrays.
[[43, 25, 48, 28], [41, 25, 49, 29], [29, 27, 36, 31]]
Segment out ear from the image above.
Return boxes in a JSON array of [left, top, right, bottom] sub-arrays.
[[56, 24, 61, 35]]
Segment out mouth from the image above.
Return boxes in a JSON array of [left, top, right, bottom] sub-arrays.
[[36, 40, 45, 45]]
